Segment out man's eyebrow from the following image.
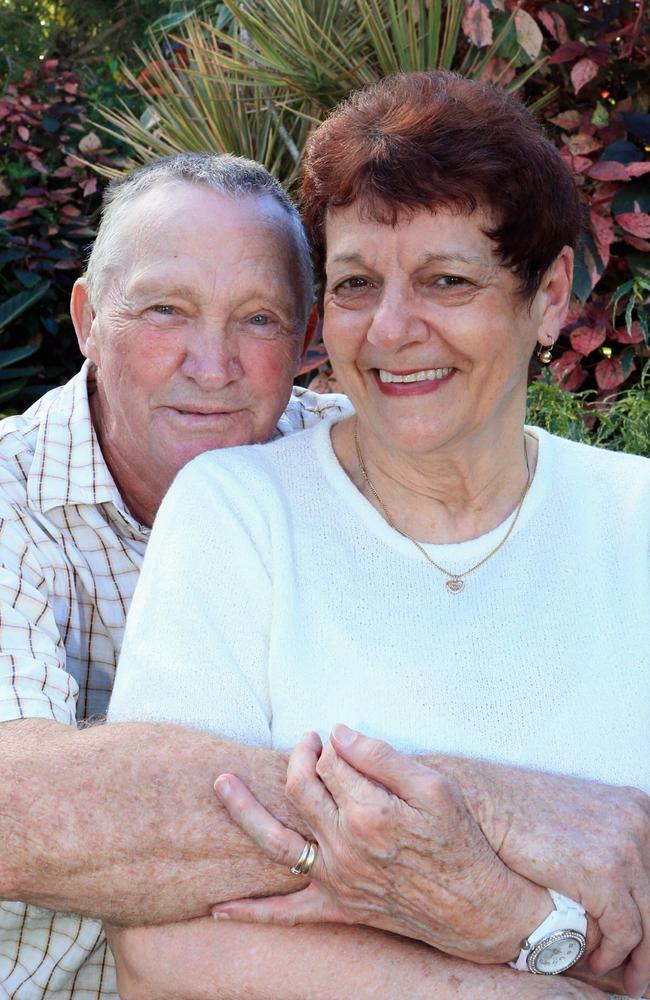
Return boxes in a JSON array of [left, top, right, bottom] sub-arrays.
[[128, 281, 198, 300]]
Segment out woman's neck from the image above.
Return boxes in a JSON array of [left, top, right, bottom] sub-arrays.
[[332, 418, 537, 545]]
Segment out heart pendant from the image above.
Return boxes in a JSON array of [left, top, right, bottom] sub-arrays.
[[446, 577, 465, 594]]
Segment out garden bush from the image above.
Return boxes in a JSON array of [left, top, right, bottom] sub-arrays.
[[97, 0, 650, 403], [0, 58, 121, 407], [1, 1, 648, 451]]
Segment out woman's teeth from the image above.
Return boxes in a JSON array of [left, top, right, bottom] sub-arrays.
[[378, 367, 453, 383]]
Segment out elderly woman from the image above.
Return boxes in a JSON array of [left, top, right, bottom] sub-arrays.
[[108, 72, 649, 1000]]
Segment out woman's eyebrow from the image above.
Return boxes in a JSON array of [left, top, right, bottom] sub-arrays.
[[417, 251, 492, 267], [328, 252, 366, 266]]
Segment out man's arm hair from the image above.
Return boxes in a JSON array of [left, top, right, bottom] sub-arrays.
[[0, 717, 307, 924]]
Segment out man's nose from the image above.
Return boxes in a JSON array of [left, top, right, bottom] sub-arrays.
[[366, 287, 430, 351], [180, 326, 244, 387]]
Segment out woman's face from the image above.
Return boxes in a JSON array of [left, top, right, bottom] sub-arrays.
[[323, 203, 567, 458]]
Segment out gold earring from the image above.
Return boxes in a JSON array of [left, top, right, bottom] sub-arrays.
[[537, 342, 554, 364]]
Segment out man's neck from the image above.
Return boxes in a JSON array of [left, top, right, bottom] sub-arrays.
[[88, 391, 162, 528]]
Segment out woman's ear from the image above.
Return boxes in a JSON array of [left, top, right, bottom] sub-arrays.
[[536, 246, 574, 346]]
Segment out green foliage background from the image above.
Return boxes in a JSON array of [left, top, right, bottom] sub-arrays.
[[0, 0, 649, 454]]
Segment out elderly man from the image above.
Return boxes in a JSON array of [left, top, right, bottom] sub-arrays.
[[0, 152, 349, 998], [0, 152, 647, 1000]]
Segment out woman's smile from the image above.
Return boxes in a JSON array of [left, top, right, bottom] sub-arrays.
[[373, 366, 457, 395]]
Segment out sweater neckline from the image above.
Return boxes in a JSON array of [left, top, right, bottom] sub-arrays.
[[313, 418, 548, 565]]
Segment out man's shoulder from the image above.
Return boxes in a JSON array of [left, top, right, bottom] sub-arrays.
[[0, 369, 87, 504], [277, 386, 352, 436]]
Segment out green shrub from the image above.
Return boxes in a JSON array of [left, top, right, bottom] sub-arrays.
[[526, 364, 650, 457]]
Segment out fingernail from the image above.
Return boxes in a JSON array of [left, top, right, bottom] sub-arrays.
[[212, 909, 231, 921], [332, 724, 358, 747], [214, 777, 231, 799]]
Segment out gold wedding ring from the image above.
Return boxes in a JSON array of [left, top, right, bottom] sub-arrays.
[[290, 839, 318, 876]]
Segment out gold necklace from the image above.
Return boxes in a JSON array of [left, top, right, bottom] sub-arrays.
[[354, 425, 532, 594]]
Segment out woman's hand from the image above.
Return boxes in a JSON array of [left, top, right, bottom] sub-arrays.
[[213, 729, 553, 965]]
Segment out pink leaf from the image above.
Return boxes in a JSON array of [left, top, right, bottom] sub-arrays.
[[609, 322, 645, 344], [588, 160, 629, 181], [537, 9, 569, 43], [0, 206, 31, 222], [623, 234, 650, 251], [570, 324, 606, 356], [549, 350, 587, 391], [462, 0, 493, 48], [17, 124, 29, 142], [514, 9, 543, 60], [567, 132, 602, 156], [81, 177, 98, 196], [615, 209, 650, 238], [548, 41, 588, 64], [571, 58, 599, 95], [549, 110, 582, 131], [595, 356, 628, 391], [626, 162, 650, 177], [589, 210, 615, 270]]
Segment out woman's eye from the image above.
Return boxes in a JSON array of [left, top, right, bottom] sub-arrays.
[[337, 277, 370, 291], [250, 313, 270, 325], [151, 304, 176, 315]]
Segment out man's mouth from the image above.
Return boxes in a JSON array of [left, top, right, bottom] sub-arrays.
[[377, 367, 454, 383]]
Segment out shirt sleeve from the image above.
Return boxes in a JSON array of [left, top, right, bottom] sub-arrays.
[[108, 450, 273, 747], [0, 502, 78, 726]]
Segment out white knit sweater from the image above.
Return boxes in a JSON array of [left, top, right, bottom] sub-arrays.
[[110, 419, 649, 796]]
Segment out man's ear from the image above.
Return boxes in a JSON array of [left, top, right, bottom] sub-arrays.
[[536, 245, 574, 347], [70, 278, 99, 362]]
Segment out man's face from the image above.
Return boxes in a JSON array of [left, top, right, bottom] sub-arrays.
[[74, 181, 307, 522]]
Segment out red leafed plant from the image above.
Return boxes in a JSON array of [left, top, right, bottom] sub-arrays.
[[531, 0, 650, 396], [0, 59, 121, 406]]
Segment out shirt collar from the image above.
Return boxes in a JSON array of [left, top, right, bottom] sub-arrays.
[[27, 360, 141, 528]]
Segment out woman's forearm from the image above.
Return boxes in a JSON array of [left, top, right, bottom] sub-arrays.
[[108, 919, 607, 1000]]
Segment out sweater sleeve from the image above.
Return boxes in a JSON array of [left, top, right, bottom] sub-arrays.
[[108, 450, 273, 747]]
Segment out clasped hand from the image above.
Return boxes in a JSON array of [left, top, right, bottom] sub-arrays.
[[214, 726, 650, 998], [213, 727, 552, 965]]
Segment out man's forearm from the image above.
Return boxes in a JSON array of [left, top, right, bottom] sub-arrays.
[[0, 718, 307, 924], [109, 919, 596, 1000]]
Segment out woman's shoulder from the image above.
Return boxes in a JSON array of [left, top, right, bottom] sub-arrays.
[[171, 417, 338, 504], [531, 425, 650, 503]]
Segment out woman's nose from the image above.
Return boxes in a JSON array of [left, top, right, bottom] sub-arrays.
[[366, 288, 430, 350]]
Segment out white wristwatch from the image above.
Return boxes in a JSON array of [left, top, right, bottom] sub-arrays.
[[509, 889, 587, 975]]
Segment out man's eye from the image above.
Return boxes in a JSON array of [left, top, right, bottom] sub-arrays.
[[151, 304, 176, 315], [434, 275, 468, 288], [250, 313, 270, 325]]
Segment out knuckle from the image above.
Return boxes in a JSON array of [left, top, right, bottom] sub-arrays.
[[365, 737, 394, 766], [286, 770, 307, 802], [262, 829, 287, 860]]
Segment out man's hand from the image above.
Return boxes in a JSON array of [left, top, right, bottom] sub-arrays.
[[213, 729, 553, 964], [457, 756, 650, 998]]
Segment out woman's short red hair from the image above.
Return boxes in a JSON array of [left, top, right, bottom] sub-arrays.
[[301, 71, 580, 297]]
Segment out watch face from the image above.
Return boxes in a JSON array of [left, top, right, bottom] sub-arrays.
[[529, 931, 586, 974]]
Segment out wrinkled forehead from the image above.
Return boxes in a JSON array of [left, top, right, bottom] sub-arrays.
[[105, 180, 303, 299]]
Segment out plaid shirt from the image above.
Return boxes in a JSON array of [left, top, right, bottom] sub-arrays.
[[0, 361, 348, 999]]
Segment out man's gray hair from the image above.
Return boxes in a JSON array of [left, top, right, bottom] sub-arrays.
[[85, 152, 314, 323]]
